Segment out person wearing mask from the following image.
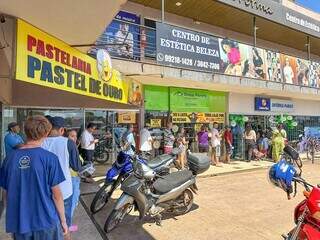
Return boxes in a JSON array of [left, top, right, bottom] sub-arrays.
[[163, 122, 175, 154], [122, 124, 136, 156], [197, 125, 209, 153], [67, 129, 83, 232], [244, 124, 256, 162], [209, 122, 222, 166], [224, 126, 233, 164], [4, 122, 24, 157], [140, 125, 153, 157], [80, 123, 98, 165], [42, 116, 82, 230], [176, 127, 188, 169], [0, 116, 68, 239]]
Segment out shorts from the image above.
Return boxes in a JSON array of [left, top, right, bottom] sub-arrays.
[[225, 144, 232, 155], [210, 145, 221, 157], [13, 223, 63, 240], [198, 145, 209, 153], [164, 146, 173, 154]]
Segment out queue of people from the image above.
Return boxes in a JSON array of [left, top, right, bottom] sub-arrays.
[[0, 116, 100, 239]]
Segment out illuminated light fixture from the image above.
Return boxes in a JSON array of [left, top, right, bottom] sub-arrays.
[[176, 2, 182, 6]]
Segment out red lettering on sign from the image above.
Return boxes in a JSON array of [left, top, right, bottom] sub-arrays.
[[36, 39, 45, 56], [45, 44, 54, 59], [27, 35, 37, 51]]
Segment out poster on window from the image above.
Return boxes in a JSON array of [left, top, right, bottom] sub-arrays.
[[88, 11, 141, 60], [309, 61, 320, 88], [219, 39, 266, 79], [280, 54, 298, 85], [127, 78, 143, 106], [171, 112, 225, 124], [118, 112, 136, 124], [296, 58, 310, 86], [265, 50, 282, 82]]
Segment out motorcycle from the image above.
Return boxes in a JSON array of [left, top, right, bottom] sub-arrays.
[[269, 145, 320, 240], [90, 148, 179, 214], [104, 151, 210, 233]]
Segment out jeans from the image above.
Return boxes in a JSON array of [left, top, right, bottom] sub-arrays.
[[64, 196, 73, 227], [13, 223, 63, 240], [82, 149, 94, 164], [71, 177, 81, 219]]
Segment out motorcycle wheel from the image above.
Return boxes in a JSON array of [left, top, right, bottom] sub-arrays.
[[90, 182, 114, 214], [172, 189, 194, 215], [94, 151, 110, 164], [104, 203, 133, 233]]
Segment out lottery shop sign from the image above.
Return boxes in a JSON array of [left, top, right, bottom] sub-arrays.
[[15, 19, 128, 104]]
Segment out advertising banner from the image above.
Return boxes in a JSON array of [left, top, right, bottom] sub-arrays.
[[309, 62, 320, 88], [265, 50, 282, 82], [296, 58, 310, 86], [219, 39, 266, 79], [127, 78, 143, 106], [156, 22, 221, 72], [171, 112, 225, 124], [144, 85, 169, 111], [280, 54, 297, 85], [255, 97, 271, 111], [16, 19, 129, 104], [89, 11, 141, 60]]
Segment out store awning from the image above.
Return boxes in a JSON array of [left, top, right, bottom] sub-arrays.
[[129, 0, 320, 58]]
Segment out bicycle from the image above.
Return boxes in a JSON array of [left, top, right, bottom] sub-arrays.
[[306, 137, 320, 164]]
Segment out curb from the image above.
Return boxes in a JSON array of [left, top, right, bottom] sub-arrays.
[[198, 164, 272, 178]]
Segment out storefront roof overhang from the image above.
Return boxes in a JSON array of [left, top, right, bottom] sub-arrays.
[[12, 81, 138, 111], [0, 0, 127, 52], [129, 0, 320, 58]]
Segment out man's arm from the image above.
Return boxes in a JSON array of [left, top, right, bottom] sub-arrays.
[[52, 186, 68, 235], [67, 139, 82, 172]]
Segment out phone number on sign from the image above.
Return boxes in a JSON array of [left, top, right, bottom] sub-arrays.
[[164, 54, 219, 70]]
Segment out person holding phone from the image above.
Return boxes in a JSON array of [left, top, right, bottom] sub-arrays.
[[80, 123, 98, 165]]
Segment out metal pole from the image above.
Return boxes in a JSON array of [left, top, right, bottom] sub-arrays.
[[161, 0, 165, 23], [253, 16, 257, 47], [307, 36, 311, 60]]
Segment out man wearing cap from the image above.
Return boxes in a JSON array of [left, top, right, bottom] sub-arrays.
[[4, 122, 24, 157], [42, 116, 81, 232]]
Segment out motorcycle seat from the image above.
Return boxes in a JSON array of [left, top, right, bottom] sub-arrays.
[[153, 170, 193, 194], [148, 154, 173, 169]]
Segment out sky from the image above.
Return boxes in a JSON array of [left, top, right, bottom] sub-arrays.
[[296, 0, 320, 13]]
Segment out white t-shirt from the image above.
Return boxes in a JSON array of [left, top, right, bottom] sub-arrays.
[[140, 128, 152, 152], [80, 129, 95, 150]]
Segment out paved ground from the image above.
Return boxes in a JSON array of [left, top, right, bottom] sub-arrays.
[[81, 161, 320, 240], [1, 159, 318, 240]]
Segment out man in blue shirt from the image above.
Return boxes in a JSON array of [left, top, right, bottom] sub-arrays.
[[4, 122, 24, 156], [122, 124, 136, 156], [0, 115, 68, 239]]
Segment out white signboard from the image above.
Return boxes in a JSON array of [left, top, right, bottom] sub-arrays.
[[270, 99, 294, 113]]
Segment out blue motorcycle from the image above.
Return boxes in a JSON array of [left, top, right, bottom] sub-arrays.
[[90, 150, 178, 214]]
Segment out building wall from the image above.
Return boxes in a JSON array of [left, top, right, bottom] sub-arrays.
[[0, 17, 14, 104], [121, 1, 320, 61], [229, 92, 320, 116]]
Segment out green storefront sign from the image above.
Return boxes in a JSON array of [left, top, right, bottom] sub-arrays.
[[170, 87, 226, 112], [144, 85, 226, 112]]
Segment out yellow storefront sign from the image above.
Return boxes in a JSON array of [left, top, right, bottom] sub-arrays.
[[15, 19, 128, 104], [171, 112, 225, 123]]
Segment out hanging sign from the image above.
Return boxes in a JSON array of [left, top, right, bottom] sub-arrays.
[[150, 119, 162, 128], [118, 112, 136, 123]]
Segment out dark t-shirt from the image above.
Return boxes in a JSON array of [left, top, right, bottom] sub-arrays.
[[0, 147, 65, 234]]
